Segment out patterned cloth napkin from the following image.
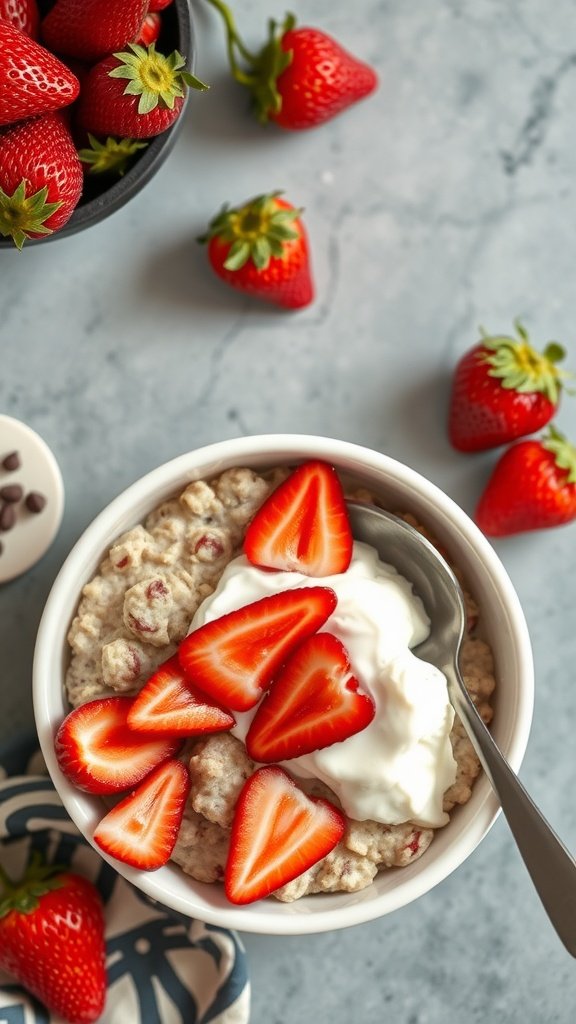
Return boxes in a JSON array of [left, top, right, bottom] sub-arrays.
[[0, 735, 250, 1024]]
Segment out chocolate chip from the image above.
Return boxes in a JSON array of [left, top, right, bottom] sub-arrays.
[[0, 484, 23, 503], [0, 503, 16, 531], [25, 491, 46, 514], [2, 451, 20, 472]]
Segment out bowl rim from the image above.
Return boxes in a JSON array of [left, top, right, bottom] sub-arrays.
[[33, 433, 535, 934]]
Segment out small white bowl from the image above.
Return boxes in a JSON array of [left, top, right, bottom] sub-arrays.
[[33, 434, 534, 935]]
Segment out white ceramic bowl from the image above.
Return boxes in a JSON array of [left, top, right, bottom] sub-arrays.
[[33, 434, 534, 935]]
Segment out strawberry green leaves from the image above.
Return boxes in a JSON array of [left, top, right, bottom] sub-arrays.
[[0, 180, 62, 250], [108, 43, 208, 115], [77, 133, 148, 176], [478, 320, 570, 406], [203, 191, 302, 272], [541, 425, 576, 485]]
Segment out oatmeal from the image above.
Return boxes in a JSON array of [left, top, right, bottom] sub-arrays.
[[65, 465, 496, 902], [66, 468, 285, 707]]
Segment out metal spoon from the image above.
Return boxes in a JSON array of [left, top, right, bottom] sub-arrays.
[[347, 500, 576, 957]]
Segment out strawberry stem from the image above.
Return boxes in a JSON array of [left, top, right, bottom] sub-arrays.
[[0, 852, 65, 918], [203, 0, 296, 120], [0, 863, 15, 896], [204, 0, 259, 69]]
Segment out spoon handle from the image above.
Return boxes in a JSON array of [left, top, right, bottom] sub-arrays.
[[448, 674, 576, 958]]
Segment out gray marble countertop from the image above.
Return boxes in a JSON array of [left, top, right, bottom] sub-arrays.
[[2, 0, 576, 1019]]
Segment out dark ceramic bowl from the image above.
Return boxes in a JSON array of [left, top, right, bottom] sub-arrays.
[[0, 0, 195, 247]]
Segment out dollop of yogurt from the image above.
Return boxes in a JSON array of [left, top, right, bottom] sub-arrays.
[[190, 541, 457, 829]]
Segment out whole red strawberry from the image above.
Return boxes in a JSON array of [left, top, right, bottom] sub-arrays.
[[0, 0, 40, 38], [475, 426, 576, 537], [0, 112, 83, 248], [76, 42, 207, 139], [448, 321, 570, 452], [41, 0, 149, 63], [0, 21, 79, 126], [205, 0, 377, 129], [0, 852, 106, 1023], [201, 191, 314, 309]]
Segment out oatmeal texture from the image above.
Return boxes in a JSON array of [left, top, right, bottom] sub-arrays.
[[66, 466, 496, 902], [66, 468, 283, 707]]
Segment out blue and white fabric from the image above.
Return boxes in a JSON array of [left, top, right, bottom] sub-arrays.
[[0, 734, 250, 1024]]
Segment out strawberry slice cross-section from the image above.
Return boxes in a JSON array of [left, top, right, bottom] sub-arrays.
[[93, 758, 190, 871], [127, 655, 236, 736], [55, 695, 181, 794], [246, 632, 375, 763], [243, 459, 353, 576], [225, 765, 346, 904], [178, 585, 337, 711]]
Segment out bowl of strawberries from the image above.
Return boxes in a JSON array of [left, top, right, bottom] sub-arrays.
[[32, 434, 535, 935], [0, 0, 204, 249]]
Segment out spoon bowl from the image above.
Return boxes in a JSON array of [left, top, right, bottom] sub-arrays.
[[346, 501, 467, 670], [348, 499, 576, 958]]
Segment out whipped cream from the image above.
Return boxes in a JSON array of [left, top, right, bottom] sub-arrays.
[[190, 541, 457, 828]]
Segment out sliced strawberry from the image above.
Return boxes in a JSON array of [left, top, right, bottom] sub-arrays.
[[127, 655, 236, 736], [244, 459, 353, 576], [93, 759, 190, 870], [225, 765, 345, 904], [246, 632, 375, 762], [178, 586, 337, 711], [55, 696, 180, 794]]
